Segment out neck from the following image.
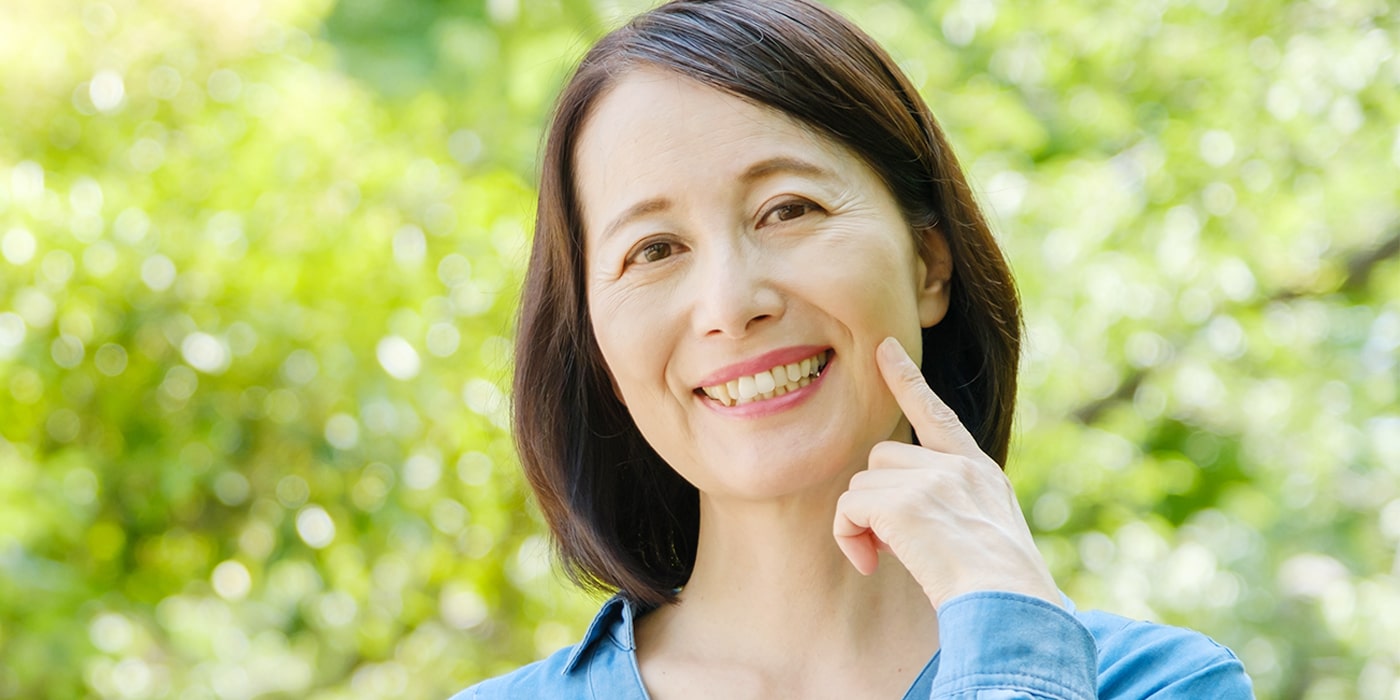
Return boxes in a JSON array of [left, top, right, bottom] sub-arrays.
[[638, 425, 939, 678]]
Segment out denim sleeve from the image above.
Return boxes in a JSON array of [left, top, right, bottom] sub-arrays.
[[931, 591, 1255, 699], [1090, 610, 1254, 699], [930, 591, 1098, 699]]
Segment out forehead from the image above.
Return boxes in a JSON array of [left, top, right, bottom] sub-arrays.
[[578, 67, 822, 146], [572, 68, 852, 222]]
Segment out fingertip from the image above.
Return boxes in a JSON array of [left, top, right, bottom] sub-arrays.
[[853, 552, 877, 576], [877, 337, 911, 368], [835, 534, 879, 576], [877, 338, 924, 392], [878, 336, 901, 359]]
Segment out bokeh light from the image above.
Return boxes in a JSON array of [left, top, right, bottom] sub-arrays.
[[0, 0, 1396, 698]]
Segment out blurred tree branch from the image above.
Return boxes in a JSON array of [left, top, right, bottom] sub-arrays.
[[1072, 224, 1400, 425]]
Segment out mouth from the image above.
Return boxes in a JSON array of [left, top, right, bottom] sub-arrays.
[[694, 349, 832, 407]]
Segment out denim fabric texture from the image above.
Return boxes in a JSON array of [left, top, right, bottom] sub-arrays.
[[452, 591, 1253, 699]]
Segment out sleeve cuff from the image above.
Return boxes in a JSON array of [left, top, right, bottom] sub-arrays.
[[932, 591, 1097, 700]]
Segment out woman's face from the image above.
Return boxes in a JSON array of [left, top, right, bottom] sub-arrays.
[[576, 69, 951, 500]]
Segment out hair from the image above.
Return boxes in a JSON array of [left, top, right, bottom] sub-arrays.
[[512, 0, 1022, 607]]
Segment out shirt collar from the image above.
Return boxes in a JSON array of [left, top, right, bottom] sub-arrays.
[[562, 594, 641, 675], [558, 592, 1078, 676]]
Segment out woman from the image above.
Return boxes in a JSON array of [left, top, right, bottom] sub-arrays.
[[457, 0, 1253, 697]]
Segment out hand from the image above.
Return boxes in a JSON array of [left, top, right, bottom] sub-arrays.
[[832, 337, 1061, 610]]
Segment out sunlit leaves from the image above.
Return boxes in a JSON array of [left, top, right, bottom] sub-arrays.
[[1, 0, 1396, 698]]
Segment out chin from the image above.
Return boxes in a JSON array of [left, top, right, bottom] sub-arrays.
[[692, 443, 860, 502]]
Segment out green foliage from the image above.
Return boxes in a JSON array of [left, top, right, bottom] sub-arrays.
[[0, 0, 1396, 698]]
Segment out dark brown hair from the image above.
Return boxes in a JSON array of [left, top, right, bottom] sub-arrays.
[[513, 0, 1022, 607]]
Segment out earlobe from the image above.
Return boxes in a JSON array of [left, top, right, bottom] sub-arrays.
[[915, 227, 953, 328]]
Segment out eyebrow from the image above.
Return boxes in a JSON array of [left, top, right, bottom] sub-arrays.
[[596, 156, 838, 243], [738, 156, 836, 184], [599, 197, 673, 244]]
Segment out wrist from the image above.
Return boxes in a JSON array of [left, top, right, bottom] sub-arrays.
[[925, 577, 1062, 611]]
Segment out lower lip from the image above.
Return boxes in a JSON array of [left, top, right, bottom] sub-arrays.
[[699, 355, 833, 418]]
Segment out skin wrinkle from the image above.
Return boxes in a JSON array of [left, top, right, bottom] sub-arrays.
[[596, 157, 849, 252]]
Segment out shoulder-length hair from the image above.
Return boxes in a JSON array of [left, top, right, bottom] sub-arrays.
[[513, 0, 1022, 607]]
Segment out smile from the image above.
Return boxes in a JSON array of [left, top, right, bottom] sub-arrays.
[[696, 350, 831, 407]]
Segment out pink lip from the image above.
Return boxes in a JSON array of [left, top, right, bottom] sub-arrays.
[[699, 353, 833, 418], [693, 345, 831, 389]]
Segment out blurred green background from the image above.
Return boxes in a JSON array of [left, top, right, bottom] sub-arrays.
[[0, 0, 1396, 697]]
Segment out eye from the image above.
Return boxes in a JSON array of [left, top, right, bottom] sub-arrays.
[[759, 199, 820, 227], [628, 240, 677, 266]]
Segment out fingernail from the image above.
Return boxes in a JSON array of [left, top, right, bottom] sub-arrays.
[[879, 337, 901, 360]]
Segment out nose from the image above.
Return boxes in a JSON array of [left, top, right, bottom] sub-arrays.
[[691, 242, 784, 338]]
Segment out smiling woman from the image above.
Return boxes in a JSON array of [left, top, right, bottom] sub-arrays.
[[453, 1, 1254, 698], [579, 69, 954, 505]]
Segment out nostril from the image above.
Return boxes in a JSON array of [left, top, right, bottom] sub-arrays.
[[696, 284, 783, 338]]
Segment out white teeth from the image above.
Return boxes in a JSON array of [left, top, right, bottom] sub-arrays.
[[699, 350, 829, 407], [754, 370, 776, 394], [737, 375, 758, 401], [708, 383, 731, 403]]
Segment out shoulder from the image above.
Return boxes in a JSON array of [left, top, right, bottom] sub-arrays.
[[448, 645, 587, 700], [1075, 607, 1254, 698], [447, 594, 646, 700]]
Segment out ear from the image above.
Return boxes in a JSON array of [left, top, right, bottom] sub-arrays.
[[914, 226, 953, 328]]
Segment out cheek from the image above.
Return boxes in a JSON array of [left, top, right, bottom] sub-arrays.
[[588, 288, 677, 403], [792, 236, 922, 325]]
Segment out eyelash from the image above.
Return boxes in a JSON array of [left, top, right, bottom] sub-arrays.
[[638, 240, 674, 263], [626, 237, 683, 267], [759, 198, 821, 227]]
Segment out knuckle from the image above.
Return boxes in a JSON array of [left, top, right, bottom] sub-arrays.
[[891, 486, 928, 512], [928, 467, 954, 489], [898, 360, 925, 386], [910, 465, 943, 487], [954, 455, 980, 478], [932, 404, 964, 432], [868, 441, 899, 465], [848, 470, 872, 489]]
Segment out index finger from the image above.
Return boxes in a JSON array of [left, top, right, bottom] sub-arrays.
[[876, 336, 978, 456]]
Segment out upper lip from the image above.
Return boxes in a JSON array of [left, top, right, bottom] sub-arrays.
[[693, 345, 831, 388]]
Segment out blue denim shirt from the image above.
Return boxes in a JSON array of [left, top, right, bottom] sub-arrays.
[[453, 591, 1252, 698]]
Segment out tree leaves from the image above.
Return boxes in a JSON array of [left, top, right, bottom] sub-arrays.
[[0, 0, 1395, 698]]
